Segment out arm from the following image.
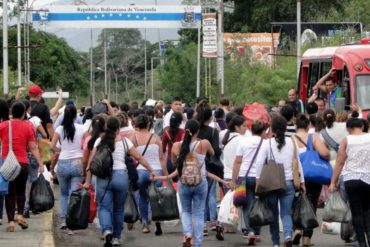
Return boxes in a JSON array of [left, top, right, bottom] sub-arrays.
[[46, 123, 55, 140], [313, 69, 332, 91], [49, 89, 64, 117], [37, 124, 48, 139], [204, 140, 215, 156], [171, 142, 181, 166], [313, 134, 330, 160], [229, 155, 242, 190], [101, 99, 114, 116], [153, 170, 179, 180], [206, 172, 229, 186], [83, 147, 97, 188], [157, 136, 168, 176], [15, 87, 25, 100], [329, 138, 347, 192], [28, 141, 44, 173], [50, 132, 61, 153]]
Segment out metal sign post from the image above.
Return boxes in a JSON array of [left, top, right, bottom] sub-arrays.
[[3, 0, 9, 98]]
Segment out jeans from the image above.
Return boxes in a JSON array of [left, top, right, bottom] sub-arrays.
[[56, 159, 83, 220], [345, 180, 370, 246], [137, 169, 162, 226], [302, 182, 322, 238], [5, 163, 28, 222], [243, 177, 261, 235], [96, 170, 129, 239], [24, 153, 39, 212], [179, 179, 208, 247], [204, 177, 217, 223], [339, 175, 348, 203], [267, 180, 295, 245]]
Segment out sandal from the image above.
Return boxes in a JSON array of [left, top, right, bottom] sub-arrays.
[[142, 226, 150, 234], [182, 237, 192, 247], [7, 225, 15, 232], [18, 220, 29, 230]]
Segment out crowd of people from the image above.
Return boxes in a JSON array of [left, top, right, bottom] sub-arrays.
[[0, 81, 369, 247]]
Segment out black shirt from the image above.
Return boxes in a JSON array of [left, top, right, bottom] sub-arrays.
[[197, 125, 221, 158]]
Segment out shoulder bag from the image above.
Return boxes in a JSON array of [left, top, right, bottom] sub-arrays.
[[0, 120, 22, 181], [233, 138, 263, 207], [255, 139, 286, 196], [291, 137, 302, 191]]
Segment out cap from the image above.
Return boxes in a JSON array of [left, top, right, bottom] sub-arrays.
[[28, 85, 44, 95], [66, 99, 75, 106]]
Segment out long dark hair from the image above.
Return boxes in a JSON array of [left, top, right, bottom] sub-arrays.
[[222, 115, 245, 146], [0, 99, 9, 122], [88, 115, 106, 151], [177, 120, 200, 177], [61, 105, 77, 142], [169, 112, 183, 140], [100, 116, 119, 152], [195, 100, 212, 126], [323, 109, 336, 128], [271, 115, 287, 150]]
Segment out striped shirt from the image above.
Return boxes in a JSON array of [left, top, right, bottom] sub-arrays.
[[285, 123, 296, 137]]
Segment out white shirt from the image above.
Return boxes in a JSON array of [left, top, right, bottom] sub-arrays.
[[221, 133, 243, 179], [83, 119, 92, 134], [28, 116, 42, 131], [56, 124, 85, 160], [255, 137, 304, 183], [235, 135, 263, 178], [163, 110, 186, 130], [94, 137, 134, 170], [320, 122, 349, 161]]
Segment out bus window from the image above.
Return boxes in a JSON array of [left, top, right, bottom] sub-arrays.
[[320, 62, 332, 77], [307, 62, 319, 98], [341, 66, 350, 106]]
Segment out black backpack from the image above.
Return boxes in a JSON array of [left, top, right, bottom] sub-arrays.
[[89, 145, 113, 179]]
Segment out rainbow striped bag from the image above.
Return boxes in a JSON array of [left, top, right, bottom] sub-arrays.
[[233, 138, 263, 207]]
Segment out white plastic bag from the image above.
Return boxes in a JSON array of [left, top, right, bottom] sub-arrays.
[[217, 191, 240, 228], [321, 221, 341, 235], [322, 192, 348, 223]]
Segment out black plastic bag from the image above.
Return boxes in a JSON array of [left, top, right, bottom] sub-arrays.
[[248, 197, 274, 227], [148, 180, 179, 221], [66, 188, 90, 230], [293, 193, 319, 229], [29, 174, 54, 213], [124, 191, 140, 224], [340, 209, 354, 240]]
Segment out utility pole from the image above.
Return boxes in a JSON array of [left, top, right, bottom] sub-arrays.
[[104, 29, 108, 99], [17, 3, 22, 86], [90, 29, 94, 105], [3, 0, 9, 98], [144, 29, 148, 99], [297, 0, 301, 78], [217, 0, 225, 96]]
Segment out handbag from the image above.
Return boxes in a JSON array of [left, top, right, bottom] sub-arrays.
[[124, 190, 140, 224], [122, 138, 139, 191], [255, 139, 286, 196], [233, 138, 263, 207], [0, 120, 21, 181], [148, 179, 179, 221], [296, 134, 333, 185], [291, 138, 302, 191], [293, 193, 319, 229]]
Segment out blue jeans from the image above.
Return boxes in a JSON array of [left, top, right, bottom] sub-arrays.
[[96, 170, 129, 239], [204, 177, 217, 223], [56, 159, 84, 220], [267, 180, 295, 245], [137, 169, 162, 226], [244, 177, 261, 235], [179, 180, 208, 247], [24, 153, 39, 212]]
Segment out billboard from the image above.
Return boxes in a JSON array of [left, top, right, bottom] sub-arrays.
[[224, 33, 280, 66], [202, 13, 217, 58], [32, 5, 201, 29]]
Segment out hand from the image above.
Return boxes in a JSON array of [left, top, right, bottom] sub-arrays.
[[101, 99, 110, 105], [17, 87, 25, 93], [229, 180, 235, 190], [150, 171, 157, 178], [328, 183, 337, 193], [300, 183, 306, 193], [83, 182, 90, 189], [224, 181, 232, 189], [38, 164, 45, 174], [57, 88, 63, 97], [350, 103, 361, 113]]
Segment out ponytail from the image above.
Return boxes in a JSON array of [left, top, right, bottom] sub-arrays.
[[271, 115, 287, 151], [62, 105, 77, 142]]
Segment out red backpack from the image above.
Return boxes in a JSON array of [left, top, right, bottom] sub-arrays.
[[242, 103, 270, 129]]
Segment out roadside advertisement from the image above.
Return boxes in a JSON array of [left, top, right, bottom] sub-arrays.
[[224, 33, 280, 66], [32, 5, 201, 29], [202, 13, 218, 58]]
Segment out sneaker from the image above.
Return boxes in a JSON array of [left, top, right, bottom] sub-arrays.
[[112, 238, 120, 246], [247, 232, 256, 246], [104, 231, 113, 247], [215, 226, 224, 241], [155, 222, 163, 236], [211, 222, 217, 231], [203, 226, 209, 236]]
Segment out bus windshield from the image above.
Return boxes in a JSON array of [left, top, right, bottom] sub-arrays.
[[356, 75, 370, 110]]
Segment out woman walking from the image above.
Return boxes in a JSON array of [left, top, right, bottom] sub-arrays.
[[292, 114, 330, 246], [84, 116, 156, 246], [50, 105, 86, 233], [128, 114, 167, 235], [329, 117, 370, 247], [255, 115, 305, 247], [229, 119, 265, 245], [0, 101, 44, 232]]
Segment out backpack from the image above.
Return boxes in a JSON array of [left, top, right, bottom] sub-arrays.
[[180, 141, 204, 186], [89, 144, 113, 179]]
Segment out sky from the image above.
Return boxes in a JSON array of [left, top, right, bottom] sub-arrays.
[[2, 0, 185, 52]]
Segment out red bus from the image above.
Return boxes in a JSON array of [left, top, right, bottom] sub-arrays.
[[298, 39, 370, 113]]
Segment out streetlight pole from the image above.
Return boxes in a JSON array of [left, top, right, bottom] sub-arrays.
[[297, 0, 301, 78], [17, 3, 22, 86], [217, 0, 225, 96], [144, 29, 148, 99], [3, 0, 9, 98], [104, 29, 108, 99], [90, 29, 94, 105]]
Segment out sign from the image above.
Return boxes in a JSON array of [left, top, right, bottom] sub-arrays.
[[224, 33, 280, 66], [32, 5, 201, 29], [202, 13, 218, 58], [42, 92, 69, 99]]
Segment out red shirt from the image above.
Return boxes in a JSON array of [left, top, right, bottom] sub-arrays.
[[0, 119, 36, 164], [162, 129, 185, 161]]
